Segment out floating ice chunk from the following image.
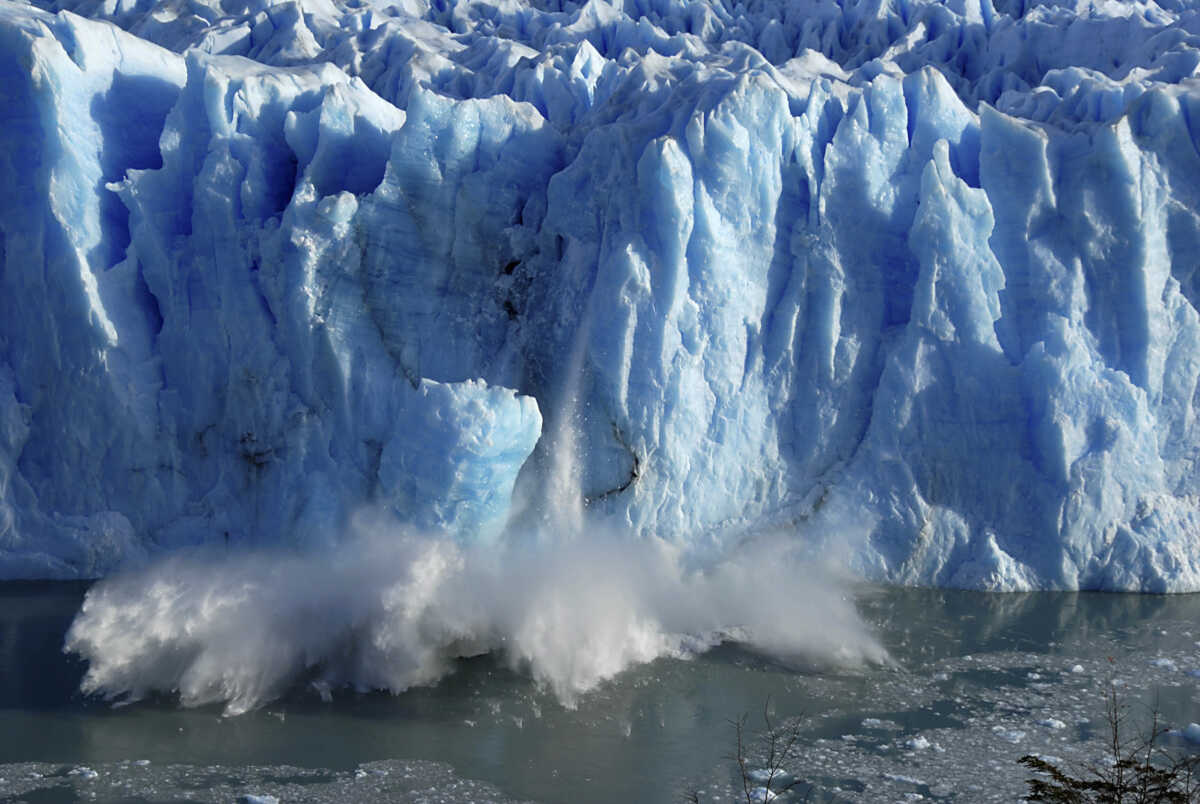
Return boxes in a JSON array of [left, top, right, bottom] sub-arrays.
[[747, 768, 793, 784], [992, 727, 1026, 743], [883, 773, 927, 786], [862, 718, 902, 730]]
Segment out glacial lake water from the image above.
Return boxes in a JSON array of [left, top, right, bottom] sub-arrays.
[[0, 582, 1198, 802]]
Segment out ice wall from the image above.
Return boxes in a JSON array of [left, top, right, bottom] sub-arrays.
[[4, 0, 1200, 589]]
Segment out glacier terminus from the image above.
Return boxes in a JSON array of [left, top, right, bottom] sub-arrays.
[[4, 0, 1200, 592]]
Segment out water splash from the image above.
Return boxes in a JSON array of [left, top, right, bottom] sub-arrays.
[[64, 514, 886, 715]]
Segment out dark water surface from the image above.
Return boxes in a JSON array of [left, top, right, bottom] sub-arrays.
[[1, 582, 1198, 802]]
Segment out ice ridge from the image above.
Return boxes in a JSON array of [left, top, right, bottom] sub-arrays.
[[3, 0, 1200, 589]]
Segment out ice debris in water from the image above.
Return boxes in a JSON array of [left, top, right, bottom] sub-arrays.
[[4, 0, 1200, 595]]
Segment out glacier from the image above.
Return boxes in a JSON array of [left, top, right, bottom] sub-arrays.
[[3, 0, 1200, 591]]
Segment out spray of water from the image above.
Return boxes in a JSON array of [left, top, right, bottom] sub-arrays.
[[65, 518, 886, 715]]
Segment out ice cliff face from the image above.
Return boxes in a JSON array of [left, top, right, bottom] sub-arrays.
[[4, 0, 1200, 589]]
